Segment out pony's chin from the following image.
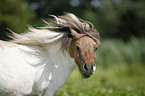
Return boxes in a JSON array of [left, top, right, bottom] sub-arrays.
[[81, 73, 91, 78]]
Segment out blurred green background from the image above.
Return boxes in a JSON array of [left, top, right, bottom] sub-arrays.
[[0, 0, 145, 96]]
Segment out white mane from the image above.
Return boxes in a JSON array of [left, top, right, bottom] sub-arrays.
[[10, 27, 64, 45], [9, 13, 84, 46]]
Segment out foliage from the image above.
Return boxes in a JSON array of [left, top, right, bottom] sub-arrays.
[[1, 0, 145, 40], [95, 37, 145, 75], [0, 0, 34, 40]]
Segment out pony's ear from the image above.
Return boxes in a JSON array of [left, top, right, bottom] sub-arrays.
[[70, 28, 85, 39]]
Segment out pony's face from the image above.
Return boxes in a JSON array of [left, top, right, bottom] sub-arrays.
[[69, 29, 98, 78], [74, 36, 97, 78]]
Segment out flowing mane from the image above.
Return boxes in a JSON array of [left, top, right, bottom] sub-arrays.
[[10, 13, 100, 51]]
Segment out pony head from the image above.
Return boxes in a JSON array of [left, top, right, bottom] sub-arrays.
[[69, 28, 99, 78]]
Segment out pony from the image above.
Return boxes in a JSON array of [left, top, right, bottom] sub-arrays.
[[0, 13, 100, 96]]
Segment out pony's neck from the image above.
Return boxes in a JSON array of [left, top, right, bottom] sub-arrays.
[[31, 41, 76, 93]]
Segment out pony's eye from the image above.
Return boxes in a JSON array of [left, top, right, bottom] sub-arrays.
[[94, 47, 98, 51], [76, 45, 80, 52]]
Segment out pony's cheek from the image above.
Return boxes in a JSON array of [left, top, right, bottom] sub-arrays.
[[74, 54, 80, 65]]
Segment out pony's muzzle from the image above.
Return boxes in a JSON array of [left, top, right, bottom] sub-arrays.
[[82, 63, 96, 78]]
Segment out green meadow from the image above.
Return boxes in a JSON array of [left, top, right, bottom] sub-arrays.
[[55, 38, 145, 96]]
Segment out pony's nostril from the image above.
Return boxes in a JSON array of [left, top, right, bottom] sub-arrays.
[[83, 63, 89, 72]]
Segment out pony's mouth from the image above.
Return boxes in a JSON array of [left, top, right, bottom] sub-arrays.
[[80, 69, 93, 78], [81, 73, 91, 78]]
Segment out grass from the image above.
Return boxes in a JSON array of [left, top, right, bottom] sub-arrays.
[[55, 67, 145, 96], [55, 38, 145, 96]]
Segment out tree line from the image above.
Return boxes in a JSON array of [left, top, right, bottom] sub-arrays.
[[0, 0, 145, 40]]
